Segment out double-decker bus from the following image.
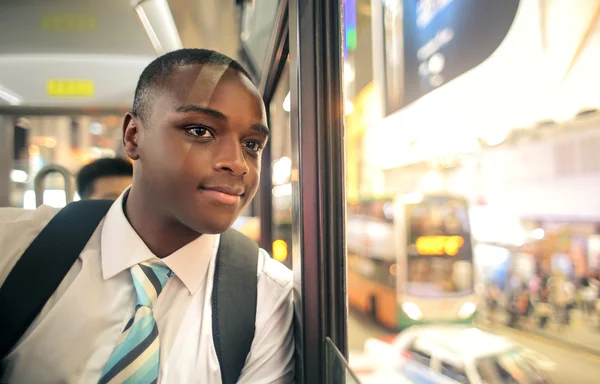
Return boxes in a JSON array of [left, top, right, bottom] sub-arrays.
[[347, 192, 476, 329]]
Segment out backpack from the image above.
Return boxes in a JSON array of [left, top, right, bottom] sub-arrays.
[[0, 200, 258, 384]]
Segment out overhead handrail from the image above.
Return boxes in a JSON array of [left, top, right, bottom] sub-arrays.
[[33, 164, 75, 207]]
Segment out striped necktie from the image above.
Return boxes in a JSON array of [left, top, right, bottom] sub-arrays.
[[99, 261, 174, 384]]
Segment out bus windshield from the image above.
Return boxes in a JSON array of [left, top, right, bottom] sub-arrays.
[[407, 258, 473, 296], [405, 195, 474, 297]]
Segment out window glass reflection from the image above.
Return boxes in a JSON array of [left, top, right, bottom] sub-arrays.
[[346, 0, 600, 381], [268, 62, 292, 269]]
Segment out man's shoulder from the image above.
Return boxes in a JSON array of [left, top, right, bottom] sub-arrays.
[[0, 205, 60, 226], [258, 248, 293, 290], [0, 205, 61, 285]]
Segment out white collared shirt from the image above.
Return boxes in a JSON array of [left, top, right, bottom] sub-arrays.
[[0, 194, 294, 384]]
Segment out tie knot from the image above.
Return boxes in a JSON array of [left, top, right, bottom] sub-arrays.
[[131, 260, 174, 308]]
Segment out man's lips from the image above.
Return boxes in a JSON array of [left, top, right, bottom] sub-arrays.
[[199, 186, 244, 205], [201, 185, 244, 196]]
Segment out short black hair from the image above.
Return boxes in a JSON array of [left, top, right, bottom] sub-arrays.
[[76, 157, 133, 199], [132, 48, 252, 120]]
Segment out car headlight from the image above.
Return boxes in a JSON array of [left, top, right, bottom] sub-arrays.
[[402, 301, 423, 320], [458, 302, 476, 319]]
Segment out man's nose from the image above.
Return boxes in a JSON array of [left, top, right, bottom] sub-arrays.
[[214, 138, 249, 176]]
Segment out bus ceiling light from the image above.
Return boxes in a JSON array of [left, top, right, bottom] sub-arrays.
[[133, 0, 183, 55], [402, 301, 423, 321], [458, 302, 476, 319], [0, 85, 23, 105], [10, 170, 28, 183]]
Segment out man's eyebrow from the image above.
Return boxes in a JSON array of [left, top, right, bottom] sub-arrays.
[[175, 105, 227, 120], [176, 104, 269, 136], [252, 123, 270, 137]]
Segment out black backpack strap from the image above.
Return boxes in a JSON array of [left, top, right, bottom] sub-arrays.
[[212, 229, 259, 384], [0, 200, 112, 361]]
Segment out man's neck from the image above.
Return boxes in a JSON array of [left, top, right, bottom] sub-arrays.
[[123, 187, 201, 258]]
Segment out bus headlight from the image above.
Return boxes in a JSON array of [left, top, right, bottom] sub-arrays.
[[458, 302, 476, 319], [402, 302, 423, 321]]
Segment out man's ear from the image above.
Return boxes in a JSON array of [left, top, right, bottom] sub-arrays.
[[123, 112, 141, 160]]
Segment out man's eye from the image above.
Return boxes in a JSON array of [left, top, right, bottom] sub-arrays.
[[244, 141, 262, 153], [186, 126, 213, 137]]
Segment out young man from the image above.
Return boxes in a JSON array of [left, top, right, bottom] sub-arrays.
[[76, 157, 133, 200], [0, 49, 294, 383]]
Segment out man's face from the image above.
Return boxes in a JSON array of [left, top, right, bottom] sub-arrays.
[[89, 176, 132, 200], [125, 64, 268, 234]]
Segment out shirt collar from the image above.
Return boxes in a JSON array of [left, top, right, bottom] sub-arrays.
[[101, 190, 218, 295]]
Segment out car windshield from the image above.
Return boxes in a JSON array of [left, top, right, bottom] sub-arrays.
[[476, 349, 548, 384]]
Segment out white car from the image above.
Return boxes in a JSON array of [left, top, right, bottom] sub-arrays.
[[351, 325, 552, 384]]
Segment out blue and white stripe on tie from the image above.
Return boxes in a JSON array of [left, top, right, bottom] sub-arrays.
[[99, 261, 174, 384]]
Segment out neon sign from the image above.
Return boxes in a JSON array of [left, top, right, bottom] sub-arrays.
[[343, 0, 357, 58], [416, 235, 464, 256]]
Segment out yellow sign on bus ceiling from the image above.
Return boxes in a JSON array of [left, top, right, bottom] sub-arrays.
[[416, 235, 465, 256], [42, 14, 98, 31], [47, 80, 95, 98]]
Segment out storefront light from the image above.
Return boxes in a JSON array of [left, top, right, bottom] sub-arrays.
[[272, 239, 288, 262], [419, 170, 445, 192], [44, 137, 57, 148], [531, 228, 545, 240], [366, 222, 388, 240], [403, 191, 424, 205], [28, 145, 40, 155], [345, 100, 355, 116], [344, 62, 355, 85], [272, 157, 292, 185], [481, 129, 509, 147], [90, 122, 102, 135], [402, 301, 423, 321], [272, 183, 292, 197], [458, 302, 476, 319], [283, 92, 354, 116]]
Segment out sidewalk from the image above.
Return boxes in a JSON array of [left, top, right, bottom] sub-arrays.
[[480, 308, 600, 356]]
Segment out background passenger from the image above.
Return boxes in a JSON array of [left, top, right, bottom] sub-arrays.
[[76, 157, 133, 200]]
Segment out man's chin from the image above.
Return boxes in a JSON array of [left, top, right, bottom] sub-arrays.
[[184, 217, 237, 235]]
